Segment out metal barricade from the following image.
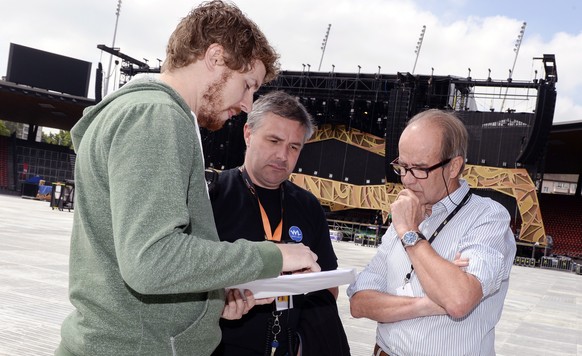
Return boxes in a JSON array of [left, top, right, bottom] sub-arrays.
[[50, 181, 75, 211]]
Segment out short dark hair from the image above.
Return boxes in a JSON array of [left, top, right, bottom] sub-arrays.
[[163, 0, 280, 83], [247, 91, 315, 142]]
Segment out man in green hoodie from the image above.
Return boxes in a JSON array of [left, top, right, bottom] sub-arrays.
[[56, 1, 320, 355]]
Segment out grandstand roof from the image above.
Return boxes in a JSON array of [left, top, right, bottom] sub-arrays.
[[0, 80, 94, 131], [545, 121, 582, 174]]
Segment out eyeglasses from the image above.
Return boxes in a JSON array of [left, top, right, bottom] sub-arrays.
[[390, 157, 452, 179]]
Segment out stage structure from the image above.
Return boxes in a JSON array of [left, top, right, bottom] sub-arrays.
[[202, 55, 556, 176], [110, 48, 557, 244]]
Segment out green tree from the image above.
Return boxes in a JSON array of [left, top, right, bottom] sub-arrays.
[[42, 130, 74, 149], [0, 120, 11, 136]]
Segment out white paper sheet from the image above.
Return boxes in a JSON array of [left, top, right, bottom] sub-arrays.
[[227, 267, 357, 299]]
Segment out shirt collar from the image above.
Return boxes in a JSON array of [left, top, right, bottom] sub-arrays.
[[432, 179, 470, 215]]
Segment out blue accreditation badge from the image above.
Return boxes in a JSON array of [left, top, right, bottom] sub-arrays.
[[288, 226, 303, 242]]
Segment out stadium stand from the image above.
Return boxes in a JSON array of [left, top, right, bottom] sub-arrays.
[[0, 135, 9, 189], [539, 194, 582, 258]]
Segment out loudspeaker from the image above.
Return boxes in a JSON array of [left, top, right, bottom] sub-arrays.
[[516, 81, 556, 165], [384, 88, 411, 182], [95, 62, 103, 103]]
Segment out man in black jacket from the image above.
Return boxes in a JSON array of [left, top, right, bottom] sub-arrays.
[[210, 91, 350, 355]]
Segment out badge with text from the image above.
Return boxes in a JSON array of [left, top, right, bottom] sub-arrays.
[[288, 226, 303, 242], [275, 295, 294, 311]]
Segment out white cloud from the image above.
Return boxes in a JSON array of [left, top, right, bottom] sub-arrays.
[[0, 0, 580, 123], [554, 96, 582, 123]]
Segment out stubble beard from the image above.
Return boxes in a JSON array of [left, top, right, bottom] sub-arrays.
[[197, 70, 233, 132]]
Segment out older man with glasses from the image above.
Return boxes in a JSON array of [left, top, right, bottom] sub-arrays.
[[348, 109, 516, 356]]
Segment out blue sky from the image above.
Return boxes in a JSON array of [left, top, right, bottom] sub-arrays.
[[1, 0, 581, 124], [423, 0, 581, 42]]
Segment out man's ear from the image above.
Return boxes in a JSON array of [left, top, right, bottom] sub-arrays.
[[205, 43, 225, 70], [243, 123, 252, 146], [450, 156, 465, 178]]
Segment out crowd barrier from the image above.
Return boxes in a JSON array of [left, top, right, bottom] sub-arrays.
[[513, 256, 536, 267], [540, 256, 573, 272], [50, 182, 75, 211]]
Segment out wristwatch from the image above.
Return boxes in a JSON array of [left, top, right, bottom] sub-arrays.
[[401, 231, 426, 248]]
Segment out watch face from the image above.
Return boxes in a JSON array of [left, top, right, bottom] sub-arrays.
[[403, 231, 418, 245]]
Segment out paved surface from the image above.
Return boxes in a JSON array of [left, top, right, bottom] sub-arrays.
[[1, 193, 581, 355]]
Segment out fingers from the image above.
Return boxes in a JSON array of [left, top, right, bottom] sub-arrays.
[[391, 189, 423, 236], [278, 243, 320, 273], [221, 289, 241, 320], [305, 249, 321, 272], [453, 260, 469, 267], [255, 296, 275, 305], [395, 189, 416, 201], [306, 258, 321, 272], [242, 289, 257, 309], [221, 289, 256, 320], [453, 252, 469, 268]]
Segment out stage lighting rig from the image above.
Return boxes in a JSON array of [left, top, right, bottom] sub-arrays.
[[97, 44, 161, 77]]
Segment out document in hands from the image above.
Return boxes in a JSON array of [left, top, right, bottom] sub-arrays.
[[228, 268, 357, 299]]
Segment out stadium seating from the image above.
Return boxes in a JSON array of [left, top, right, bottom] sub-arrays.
[[539, 194, 582, 258]]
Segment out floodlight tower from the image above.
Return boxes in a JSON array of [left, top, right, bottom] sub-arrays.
[[412, 25, 426, 74], [500, 22, 527, 112], [318, 24, 332, 71], [104, 0, 123, 97]]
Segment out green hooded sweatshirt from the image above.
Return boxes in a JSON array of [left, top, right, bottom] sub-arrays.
[[56, 77, 282, 356]]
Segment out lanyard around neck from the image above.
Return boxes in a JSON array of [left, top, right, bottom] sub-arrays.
[[239, 166, 284, 242], [404, 190, 472, 283]]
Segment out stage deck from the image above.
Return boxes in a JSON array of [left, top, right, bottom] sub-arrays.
[[0, 194, 581, 356]]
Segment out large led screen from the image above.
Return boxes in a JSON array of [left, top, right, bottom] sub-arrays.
[[6, 43, 91, 97]]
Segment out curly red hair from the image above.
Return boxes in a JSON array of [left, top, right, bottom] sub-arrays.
[[163, 0, 280, 83]]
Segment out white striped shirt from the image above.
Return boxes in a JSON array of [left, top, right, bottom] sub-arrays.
[[347, 180, 516, 356]]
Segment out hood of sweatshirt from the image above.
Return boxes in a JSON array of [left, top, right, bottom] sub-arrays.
[[71, 76, 192, 151]]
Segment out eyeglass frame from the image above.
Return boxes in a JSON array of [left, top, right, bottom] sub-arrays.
[[390, 157, 452, 179]]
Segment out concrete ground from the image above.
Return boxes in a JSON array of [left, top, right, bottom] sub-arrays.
[[0, 193, 581, 355]]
